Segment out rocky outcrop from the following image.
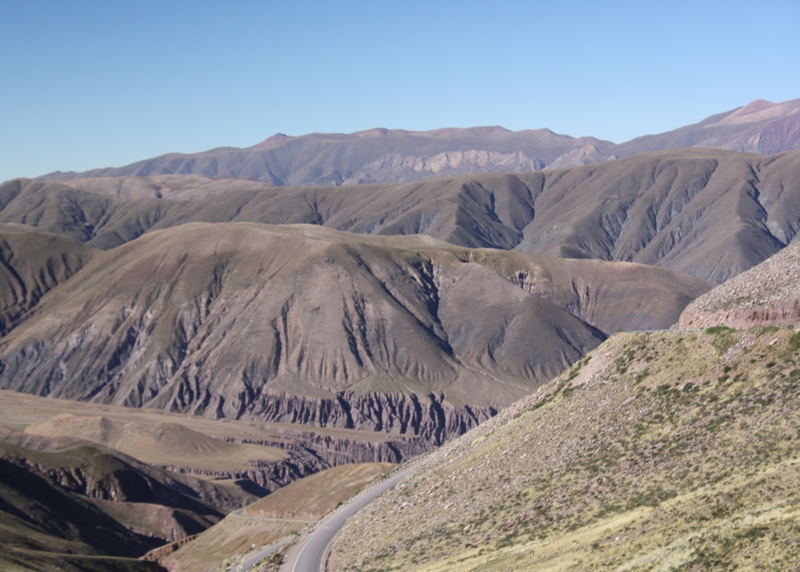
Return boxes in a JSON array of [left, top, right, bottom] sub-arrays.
[[292, 433, 434, 464], [163, 430, 433, 495], [678, 237, 800, 328], [237, 391, 497, 445]]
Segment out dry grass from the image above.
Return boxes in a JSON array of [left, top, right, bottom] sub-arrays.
[[162, 463, 394, 572], [24, 413, 285, 471], [332, 327, 800, 571], [163, 518, 304, 572], [242, 462, 394, 520]]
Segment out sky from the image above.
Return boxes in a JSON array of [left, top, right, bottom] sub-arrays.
[[1, 0, 798, 182]]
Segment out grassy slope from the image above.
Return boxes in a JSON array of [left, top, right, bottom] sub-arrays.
[[332, 327, 800, 571], [162, 463, 394, 572], [242, 462, 394, 519]]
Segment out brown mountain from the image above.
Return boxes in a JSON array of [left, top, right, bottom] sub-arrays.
[[0, 224, 96, 335], [35, 99, 799, 187], [38, 127, 616, 186], [0, 223, 710, 443], [0, 430, 262, 572], [6, 148, 800, 282], [618, 98, 800, 156]]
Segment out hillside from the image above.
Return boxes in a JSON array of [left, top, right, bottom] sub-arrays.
[[0, 224, 96, 335], [24, 414, 286, 472], [618, 98, 800, 157], [0, 222, 714, 443], [158, 463, 393, 572], [6, 148, 800, 282], [331, 326, 800, 571], [36, 99, 800, 187], [679, 238, 800, 329], [0, 436, 243, 572], [0, 387, 429, 499]]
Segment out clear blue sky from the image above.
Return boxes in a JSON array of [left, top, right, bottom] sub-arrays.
[[1, 0, 798, 182]]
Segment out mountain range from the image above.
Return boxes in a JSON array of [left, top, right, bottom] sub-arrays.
[[37, 98, 800, 187], [5, 147, 800, 283], [2, 98, 800, 569]]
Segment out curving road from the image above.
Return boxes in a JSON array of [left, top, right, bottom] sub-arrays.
[[279, 466, 415, 572]]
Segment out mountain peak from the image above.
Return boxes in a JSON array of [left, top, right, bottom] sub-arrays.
[[252, 133, 294, 150]]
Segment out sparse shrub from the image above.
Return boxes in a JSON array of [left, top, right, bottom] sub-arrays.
[[700, 326, 738, 355], [705, 326, 733, 335]]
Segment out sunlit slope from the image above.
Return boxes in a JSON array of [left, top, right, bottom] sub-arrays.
[[6, 148, 800, 282], [0, 223, 606, 443], [160, 463, 393, 572], [24, 413, 285, 471], [0, 223, 710, 441], [331, 328, 800, 571]]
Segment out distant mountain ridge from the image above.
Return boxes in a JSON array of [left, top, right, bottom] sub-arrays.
[[9, 148, 800, 283], [37, 98, 800, 187]]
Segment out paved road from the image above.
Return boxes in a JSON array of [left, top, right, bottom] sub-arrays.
[[280, 466, 416, 572]]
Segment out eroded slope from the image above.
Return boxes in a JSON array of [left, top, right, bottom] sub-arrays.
[[0, 223, 613, 443], [0, 224, 96, 335], [8, 148, 800, 282]]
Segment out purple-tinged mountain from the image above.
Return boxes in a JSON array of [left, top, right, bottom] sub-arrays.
[[36, 99, 800, 187]]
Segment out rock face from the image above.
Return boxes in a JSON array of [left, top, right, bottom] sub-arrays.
[[678, 238, 800, 329], [0, 223, 614, 444], [8, 148, 800, 282], [37, 99, 800, 187]]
